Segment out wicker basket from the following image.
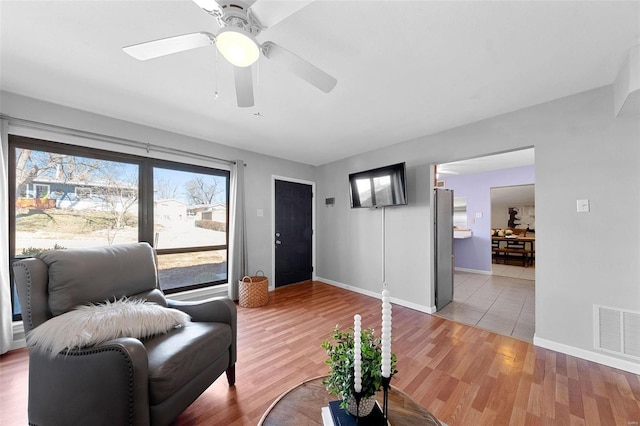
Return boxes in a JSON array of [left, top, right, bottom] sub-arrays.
[[239, 271, 269, 308]]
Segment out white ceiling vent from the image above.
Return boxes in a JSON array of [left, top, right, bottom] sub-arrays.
[[595, 305, 640, 360]]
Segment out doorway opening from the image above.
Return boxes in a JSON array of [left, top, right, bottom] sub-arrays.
[[490, 184, 535, 280], [433, 148, 535, 342]]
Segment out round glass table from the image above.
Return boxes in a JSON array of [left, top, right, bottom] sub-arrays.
[[258, 376, 443, 426]]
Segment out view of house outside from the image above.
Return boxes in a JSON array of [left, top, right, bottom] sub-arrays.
[[152, 167, 228, 290], [12, 146, 228, 315], [15, 150, 141, 252]]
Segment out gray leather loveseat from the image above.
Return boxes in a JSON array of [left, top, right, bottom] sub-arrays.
[[13, 242, 237, 426]]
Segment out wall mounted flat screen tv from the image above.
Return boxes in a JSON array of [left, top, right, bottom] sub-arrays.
[[349, 162, 408, 208]]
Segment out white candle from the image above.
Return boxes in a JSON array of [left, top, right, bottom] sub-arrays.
[[381, 290, 392, 378], [353, 314, 362, 393]]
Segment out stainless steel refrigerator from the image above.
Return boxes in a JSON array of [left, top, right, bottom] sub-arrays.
[[434, 188, 454, 311]]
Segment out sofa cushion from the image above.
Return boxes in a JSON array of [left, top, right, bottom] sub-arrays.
[[39, 243, 159, 316], [144, 322, 232, 405]]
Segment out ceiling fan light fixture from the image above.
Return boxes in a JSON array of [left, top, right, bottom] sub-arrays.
[[216, 27, 260, 68]]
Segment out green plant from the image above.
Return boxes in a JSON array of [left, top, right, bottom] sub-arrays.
[[321, 325, 397, 410], [21, 244, 66, 256]]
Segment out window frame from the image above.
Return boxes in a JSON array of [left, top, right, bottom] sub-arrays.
[[148, 158, 230, 293], [9, 135, 230, 321], [34, 183, 50, 198]]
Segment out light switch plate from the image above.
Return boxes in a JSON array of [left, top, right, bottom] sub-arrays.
[[257, 209, 264, 217], [577, 199, 590, 213]]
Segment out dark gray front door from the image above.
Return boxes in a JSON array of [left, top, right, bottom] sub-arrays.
[[275, 180, 313, 287]]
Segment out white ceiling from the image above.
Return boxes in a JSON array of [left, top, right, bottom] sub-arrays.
[[440, 148, 535, 206], [437, 148, 534, 176], [491, 184, 535, 206], [1, 1, 639, 166]]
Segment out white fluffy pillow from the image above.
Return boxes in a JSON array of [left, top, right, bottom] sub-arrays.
[[27, 298, 191, 356]]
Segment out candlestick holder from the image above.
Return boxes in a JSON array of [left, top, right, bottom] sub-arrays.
[[353, 390, 362, 425], [381, 375, 391, 421]]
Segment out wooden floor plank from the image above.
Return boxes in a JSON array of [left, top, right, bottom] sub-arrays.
[[1, 281, 639, 425], [594, 394, 617, 425], [568, 377, 586, 419], [437, 380, 478, 424], [513, 372, 534, 414], [582, 394, 601, 426], [527, 382, 544, 417]]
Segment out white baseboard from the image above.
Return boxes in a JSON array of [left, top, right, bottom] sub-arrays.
[[534, 335, 640, 375], [454, 267, 492, 275], [11, 337, 26, 351], [10, 321, 26, 350], [316, 277, 436, 314]]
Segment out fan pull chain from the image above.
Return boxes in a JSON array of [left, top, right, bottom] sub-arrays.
[[254, 60, 262, 117], [214, 48, 219, 100]]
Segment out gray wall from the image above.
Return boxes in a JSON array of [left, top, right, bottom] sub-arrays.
[[316, 85, 640, 370], [1, 91, 317, 277], [4, 85, 639, 372], [316, 161, 432, 310]]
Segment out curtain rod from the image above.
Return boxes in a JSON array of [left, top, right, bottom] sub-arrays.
[[0, 114, 236, 166]]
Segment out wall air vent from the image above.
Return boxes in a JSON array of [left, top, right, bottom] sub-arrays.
[[595, 305, 640, 360]]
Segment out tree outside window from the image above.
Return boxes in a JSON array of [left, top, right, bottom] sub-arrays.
[[9, 136, 230, 320]]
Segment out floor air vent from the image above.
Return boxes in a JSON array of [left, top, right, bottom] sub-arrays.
[[595, 305, 640, 359]]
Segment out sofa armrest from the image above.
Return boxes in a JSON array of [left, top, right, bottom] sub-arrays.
[[27, 337, 150, 426], [167, 297, 237, 365], [167, 297, 236, 324], [13, 258, 51, 332]]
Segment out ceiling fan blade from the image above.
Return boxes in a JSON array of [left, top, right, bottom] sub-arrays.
[[249, 0, 313, 28], [191, 0, 223, 16], [234, 66, 255, 107], [261, 41, 336, 93], [123, 32, 215, 61]]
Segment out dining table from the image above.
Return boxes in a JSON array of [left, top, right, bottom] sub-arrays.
[[491, 235, 535, 266], [491, 235, 535, 247]]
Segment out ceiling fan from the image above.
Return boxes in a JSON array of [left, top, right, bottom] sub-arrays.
[[123, 0, 337, 108]]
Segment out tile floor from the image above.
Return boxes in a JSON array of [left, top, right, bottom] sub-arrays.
[[435, 265, 535, 342], [491, 262, 535, 280]]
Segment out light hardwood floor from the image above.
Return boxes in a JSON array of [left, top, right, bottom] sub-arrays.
[[1, 281, 639, 425]]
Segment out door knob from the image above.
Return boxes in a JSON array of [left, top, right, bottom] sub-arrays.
[[275, 232, 281, 237], [275, 240, 282, 245]]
